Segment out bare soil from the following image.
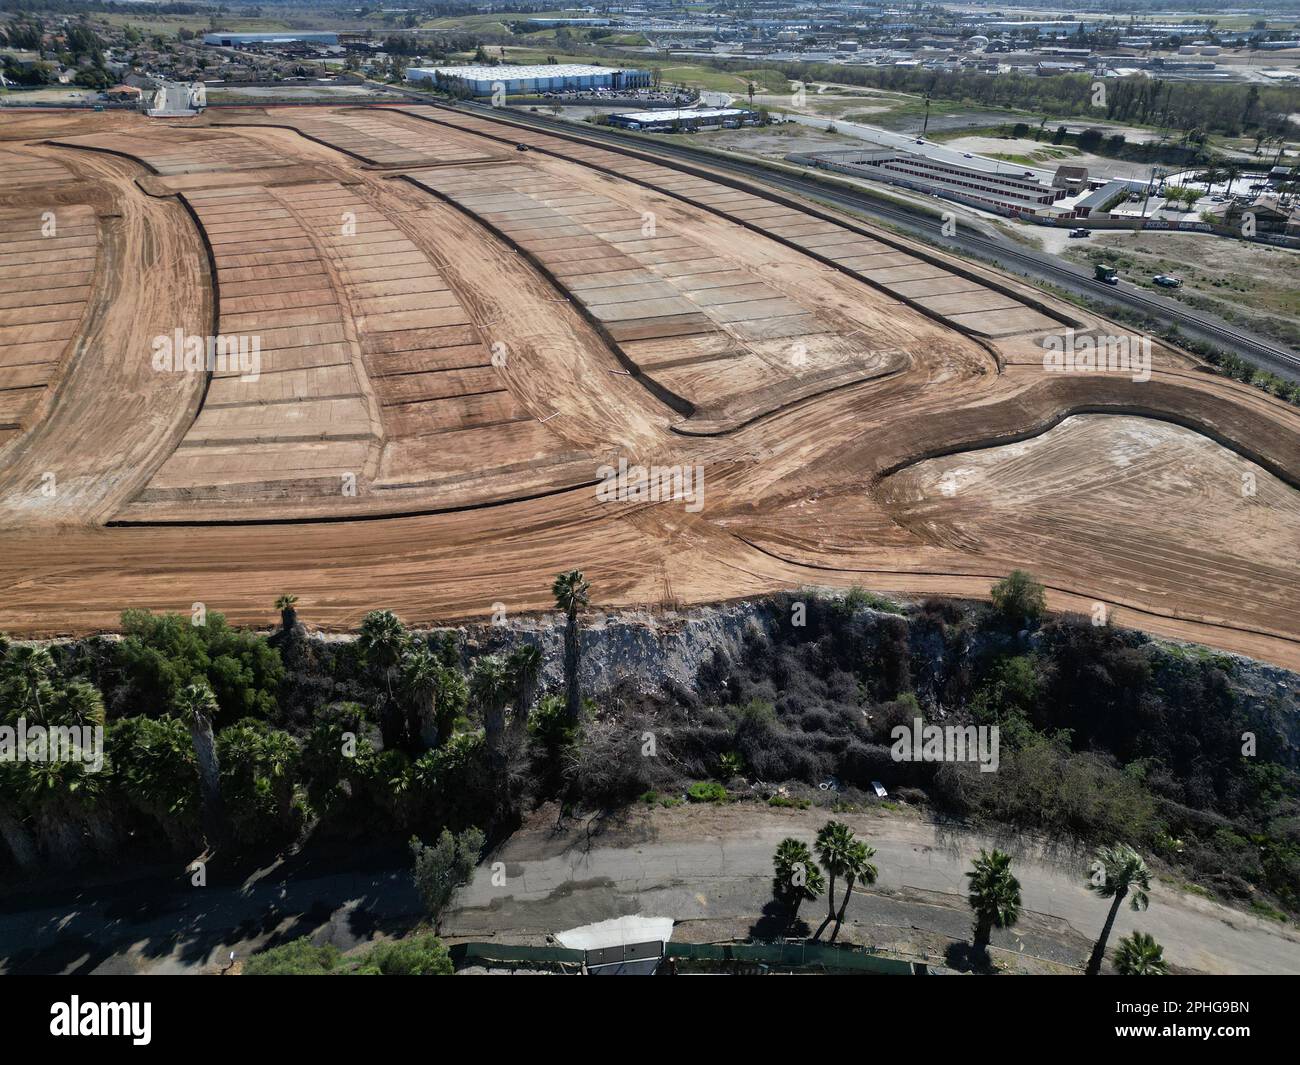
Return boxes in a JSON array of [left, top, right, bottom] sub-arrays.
[[0, 105, 1296, 671]]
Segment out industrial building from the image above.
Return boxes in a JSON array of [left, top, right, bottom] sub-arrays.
[[789, 144, 1079, 220], [405, 63, 650, 96], [202, 31, 339, 47], [607, 107, 759, 131]]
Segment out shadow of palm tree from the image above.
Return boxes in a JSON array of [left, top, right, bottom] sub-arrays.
[[749, 899, 810, 941], [944, 941, 997, 974]]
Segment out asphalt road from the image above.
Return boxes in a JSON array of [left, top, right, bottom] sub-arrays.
[[774, 108, 1060, 184], [451, 807, 1300, 975], [2, 807, 1296, 974]]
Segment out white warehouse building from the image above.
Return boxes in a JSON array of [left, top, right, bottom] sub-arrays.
[[405, 63, 651, 96]]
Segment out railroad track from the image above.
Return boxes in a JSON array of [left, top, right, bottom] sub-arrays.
[[395, 92, 1300, 380]]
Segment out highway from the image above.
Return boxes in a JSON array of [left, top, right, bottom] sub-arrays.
[[387, 87, 1300, 381]]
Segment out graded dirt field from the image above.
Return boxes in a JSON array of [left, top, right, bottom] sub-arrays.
[[0, 104, 1297, 669]]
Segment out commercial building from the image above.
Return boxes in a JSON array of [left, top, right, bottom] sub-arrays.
[[607, 107, 758, 131], [1052, 164, 1090, 191], [1204, 194, 1299, 235], [790, 144, 1075, 219], [202, 31, 339, 47], [105, 84, 142, 103], [982, 19, 1100, 34], [1074, 178, 1147, 217], [405, 63, 650, 96]]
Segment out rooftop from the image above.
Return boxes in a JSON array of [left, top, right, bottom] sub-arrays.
[[613, 107, 751, 122], [417, 63, 637, 80]]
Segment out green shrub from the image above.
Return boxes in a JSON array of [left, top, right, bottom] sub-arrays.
[[244, 938, 341, 975], [348, 933, 453, 975], [718, 751, 744, 778], [687, 780, 728, 803], [115, 608, 284, 720], [528, 692, 576, 746], [733, 698, 775, 728], [989, 570, 1047, 622], [836, 585, 903, 616]]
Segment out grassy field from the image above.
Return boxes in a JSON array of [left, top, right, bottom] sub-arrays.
[[100, 14, 298, 32], [421, 10, 574, 32], [983, 145, 1078, 166]]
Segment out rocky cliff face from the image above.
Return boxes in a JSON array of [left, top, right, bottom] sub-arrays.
[[417, 597, 1297, 748], [452, 600, 779, 698]]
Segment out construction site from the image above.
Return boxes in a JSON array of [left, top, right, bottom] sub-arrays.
[[0, 103, 1297, 669]]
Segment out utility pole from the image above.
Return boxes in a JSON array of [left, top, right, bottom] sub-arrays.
[[921, 93, 931, 138], [1137, 164, 1163, 235]]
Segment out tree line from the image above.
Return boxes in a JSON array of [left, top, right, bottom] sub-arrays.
[[1, 569, 1295, 926], [772, 825, 1169, 973]]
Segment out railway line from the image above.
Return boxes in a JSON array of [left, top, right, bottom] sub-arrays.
[[410, 94, 1300, 380]]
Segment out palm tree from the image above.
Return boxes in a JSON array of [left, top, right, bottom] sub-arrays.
[[51, 680, 106, 731], [506, 643, 542, 738], [275, 594, 299, 631], [470, 655, 512, 761], [551, 570, 589, 725], [8, 678, 110, 866], [173, 680, 224, 847], [1113, 931, 1169, 975], [772, 837, 825, 930], [401, 645, 441, 750], [829, 838, 876, 942], [0, 644, 55, 716], [1223, 163, 1240, 198], [813, 821, 877, 942], [433, 666, 469, 750], [358, 610, 408, 747], [966, 848, 1022, 955], [1085, 843, 1152, 975]]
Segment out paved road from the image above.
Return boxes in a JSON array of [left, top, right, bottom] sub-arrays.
[[451, 807, 1300, 975], [2, 807, 1296, 974], [774, 109, 1061, 184]]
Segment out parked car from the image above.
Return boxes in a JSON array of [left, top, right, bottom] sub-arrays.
[[1068, 228, 1089, 238], [515, 143, 529, 152], [1153, 274, 1183, 288]]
